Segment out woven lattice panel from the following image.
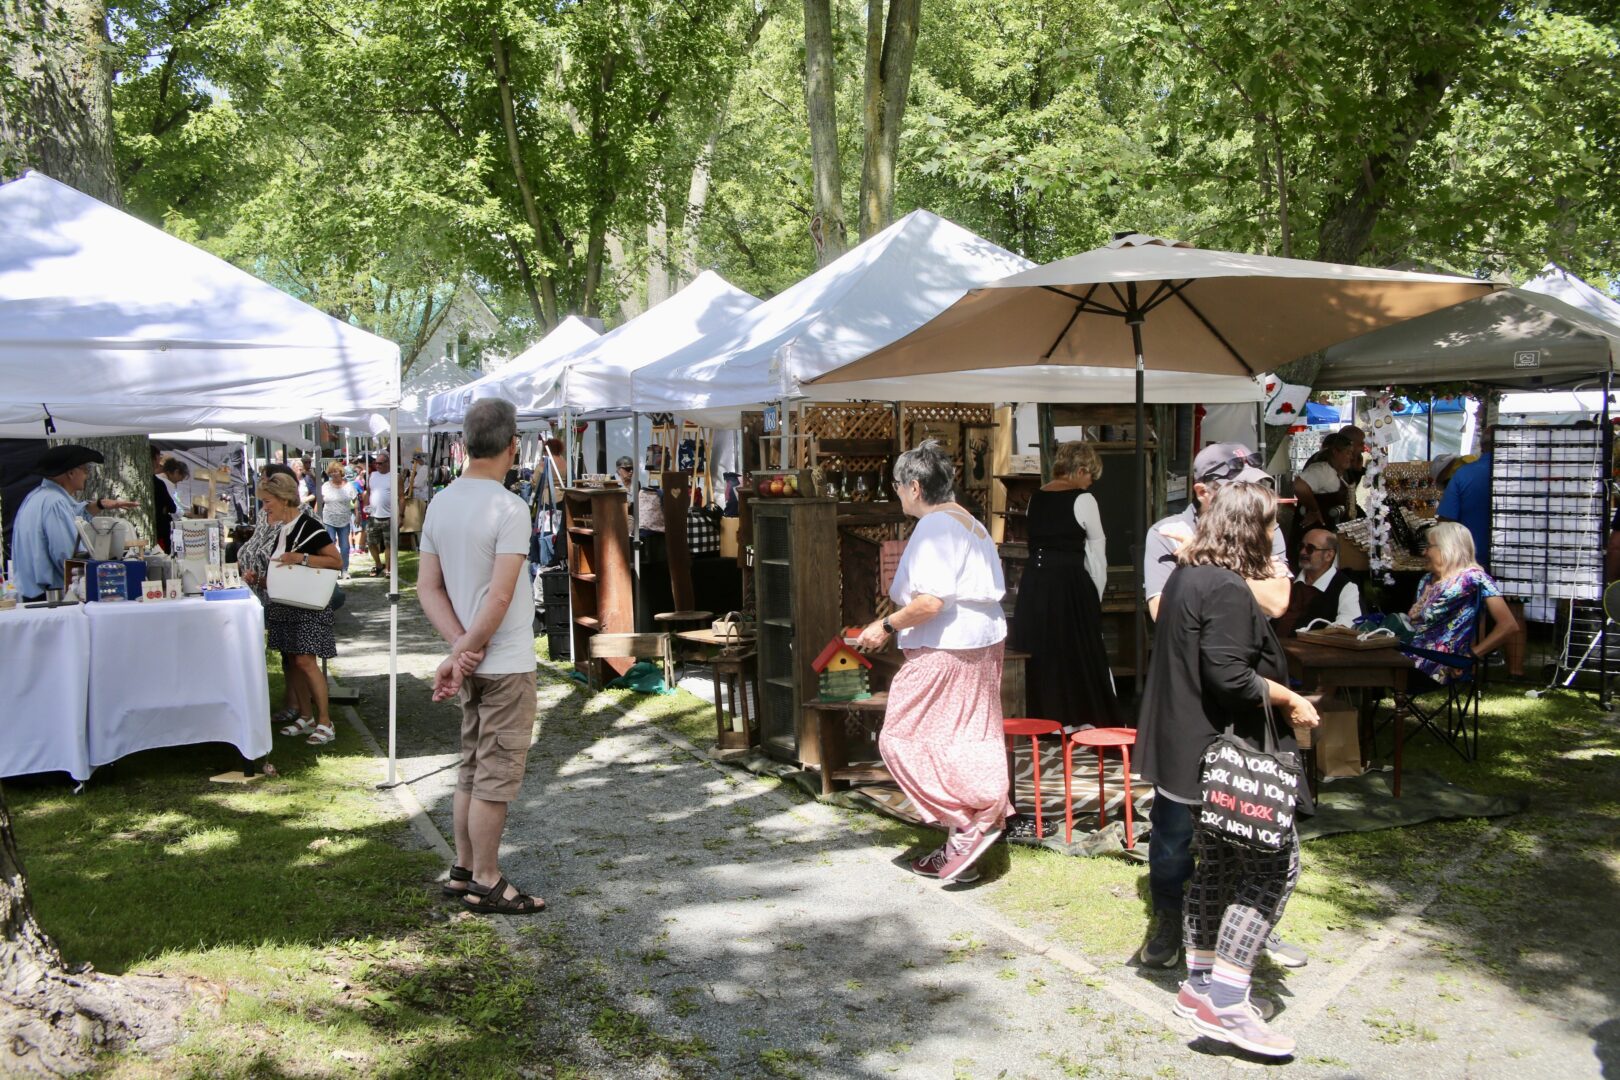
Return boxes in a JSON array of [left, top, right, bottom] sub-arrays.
[[805, 404, 895, 441], [900, 402, 995, 429]]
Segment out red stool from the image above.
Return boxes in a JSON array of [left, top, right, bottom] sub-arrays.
[[1063, 727, 1138, 848], [1002, 718, 1063, 839]]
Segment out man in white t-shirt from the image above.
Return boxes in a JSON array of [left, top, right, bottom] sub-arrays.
[[366, 452, 396, 577], [417, 398, 542, 916]]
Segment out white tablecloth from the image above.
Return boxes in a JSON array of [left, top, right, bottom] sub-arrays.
[[0, 605, 92, 780], [85, 598, 272, 769]]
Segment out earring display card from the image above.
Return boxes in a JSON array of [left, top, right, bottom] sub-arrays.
[[1491, 425, 1606, 602]]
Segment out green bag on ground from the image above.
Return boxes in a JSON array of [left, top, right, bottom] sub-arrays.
[[607, 661, 672, 695]]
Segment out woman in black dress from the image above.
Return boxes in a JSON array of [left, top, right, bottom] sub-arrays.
[[248, 472, 343, 747], [1009, 441, 1119, 730]]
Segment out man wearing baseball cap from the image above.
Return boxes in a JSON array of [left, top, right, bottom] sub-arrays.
[[11, 445, 139, 601], [1136, 441, 1307, 974]]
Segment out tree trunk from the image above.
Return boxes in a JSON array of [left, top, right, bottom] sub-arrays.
[[801, 0, 846, 267], [70, 436, 158, 543], [0, 0, 119, 200], [491, 27, 560, 327], [0, 5, 208, 1069], [645, 204, 672, 308], [857, 0, 921, 239]]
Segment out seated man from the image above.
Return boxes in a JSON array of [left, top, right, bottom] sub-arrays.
[[1276, 528, 1362, 635]]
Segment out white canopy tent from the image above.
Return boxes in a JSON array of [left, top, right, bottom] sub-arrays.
[[630, 211, 1265, 425], [331, 352, 479, 437], [1313, 264, 1619, 390], [426, 316, 600, 428], [544, 271, 760, 421], [0, 172, 401, 436], [0, 170, 409, 782]]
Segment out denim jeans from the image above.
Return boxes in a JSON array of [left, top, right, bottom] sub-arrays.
[[325, 523, 351, 574], [1148, 791, 1196, 914]]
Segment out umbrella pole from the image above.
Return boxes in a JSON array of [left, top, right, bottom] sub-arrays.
[[1130, 311, 1148, 704]]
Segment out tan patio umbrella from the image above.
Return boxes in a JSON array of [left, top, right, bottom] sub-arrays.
[[812, 233, 1497, 691]]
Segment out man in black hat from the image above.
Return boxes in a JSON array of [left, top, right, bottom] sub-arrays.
[[11, 445, 138, 601]]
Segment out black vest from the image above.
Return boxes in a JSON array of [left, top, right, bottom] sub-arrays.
[[1300, 569, 1359, 625]]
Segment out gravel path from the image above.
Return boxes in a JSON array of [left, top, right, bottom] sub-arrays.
[[331, 566, 1616, 1079]]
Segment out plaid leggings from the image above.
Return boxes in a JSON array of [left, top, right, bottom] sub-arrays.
[[1183, 827, 1301, 968]]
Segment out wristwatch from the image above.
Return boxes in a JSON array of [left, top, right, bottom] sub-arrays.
[[301, 553, 309, 566], [881, 616, 895, 635]]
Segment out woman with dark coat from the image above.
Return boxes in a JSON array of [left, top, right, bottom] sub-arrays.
[[1008, 440, 1119, 732], [1137, 482, 1319, 1059]]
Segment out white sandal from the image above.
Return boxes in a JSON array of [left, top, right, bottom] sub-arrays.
[[279, 716, 317, 736], [305, 723, 336, 746]]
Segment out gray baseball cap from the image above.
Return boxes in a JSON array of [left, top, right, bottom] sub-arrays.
[[1194, 442, 1270, 485]]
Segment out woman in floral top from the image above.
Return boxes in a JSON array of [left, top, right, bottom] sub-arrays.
[[1407, 522, 1519, 683]]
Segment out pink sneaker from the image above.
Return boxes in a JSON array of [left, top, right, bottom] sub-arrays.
[[909, 844, 979, 884], [939, 823, 1001, 883], [1191, 997, 1296, 1058], [1174, 981, 1276, 1022]]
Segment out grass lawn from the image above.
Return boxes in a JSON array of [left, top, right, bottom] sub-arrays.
[[5, 659, 580, 1078]]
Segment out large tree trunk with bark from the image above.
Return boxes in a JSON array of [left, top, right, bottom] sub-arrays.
[[857, 0, 921, 239], [0, 2, 208, 1071], [801, 0, 847, 267], [0, 0, 118, 196], [1, 787, 202, 1074]]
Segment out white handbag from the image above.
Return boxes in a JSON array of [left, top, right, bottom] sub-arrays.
[[266, 561, 339, 611]]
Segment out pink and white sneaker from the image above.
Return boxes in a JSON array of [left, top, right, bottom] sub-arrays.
[[909, 844, 980, 884], [939, 822, 1001, 883], [1190, 996, 1296, 1058]]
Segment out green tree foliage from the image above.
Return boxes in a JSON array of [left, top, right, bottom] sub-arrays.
[[65, 0, 1620, 356]]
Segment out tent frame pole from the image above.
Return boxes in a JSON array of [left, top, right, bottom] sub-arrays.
[[1603, 370, 1613, 711], [388, 408, 400, 786]]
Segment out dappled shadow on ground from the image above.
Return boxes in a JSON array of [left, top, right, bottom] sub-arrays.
[[337, 573, 1171, 1076]]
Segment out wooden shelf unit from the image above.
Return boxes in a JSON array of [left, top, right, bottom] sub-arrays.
[[563, 487, 634, 677], [751, 497, 840, 763]]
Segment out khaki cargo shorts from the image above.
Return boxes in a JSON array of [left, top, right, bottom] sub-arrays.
[[455, 671, 538, 803]]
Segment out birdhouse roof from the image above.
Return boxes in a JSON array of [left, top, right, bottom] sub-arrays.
[[812, 639, 873, 673]]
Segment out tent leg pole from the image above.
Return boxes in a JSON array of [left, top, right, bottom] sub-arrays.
[[388, 408, 399, 787], [631, 412, 642, 629], [1603, 373, 1613, 711]]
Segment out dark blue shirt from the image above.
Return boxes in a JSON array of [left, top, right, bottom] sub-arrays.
[[1437, 452, 1493, 569]]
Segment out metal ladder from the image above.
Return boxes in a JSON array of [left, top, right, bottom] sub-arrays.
[[1530, 598, 1615, 698]]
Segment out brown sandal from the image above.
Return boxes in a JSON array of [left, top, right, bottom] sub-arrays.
[[441, 864, 472, 898], [463, 875, 545, 915]]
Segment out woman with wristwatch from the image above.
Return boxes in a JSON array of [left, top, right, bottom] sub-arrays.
[[853, 441, 1010, 886], [249, 472, 343, 746]]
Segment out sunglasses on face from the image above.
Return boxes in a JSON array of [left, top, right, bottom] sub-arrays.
[[1299, 543, 1331, 555]]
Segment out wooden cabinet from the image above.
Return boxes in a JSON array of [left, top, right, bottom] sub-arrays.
[[563, 487, 634, 677], [993, 473, 1041, 543], [751, 497, 840, 762]]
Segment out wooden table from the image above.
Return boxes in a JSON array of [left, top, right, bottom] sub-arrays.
[[674, 629, 759, 754], [1282, 638, 1416, 797]]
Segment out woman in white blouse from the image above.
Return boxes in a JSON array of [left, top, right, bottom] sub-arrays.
[[319, 461, 355, 579], [1008, 441, 1120, 745], [855, 441, 1009, 885]]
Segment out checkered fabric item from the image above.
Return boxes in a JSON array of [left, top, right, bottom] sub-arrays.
[[1184, 828, 1300, 968], [687, 510, 721, 555]]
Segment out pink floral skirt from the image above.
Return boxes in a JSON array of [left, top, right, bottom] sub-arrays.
[[879, 641, 1011, 830]]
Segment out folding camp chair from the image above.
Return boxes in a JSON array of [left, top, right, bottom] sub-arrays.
[[1394, 591, 1489, 763]]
